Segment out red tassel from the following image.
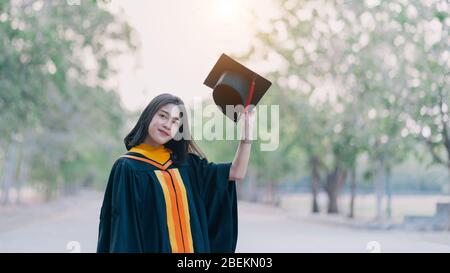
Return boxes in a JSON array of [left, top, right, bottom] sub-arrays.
[[244, 75, 256, 111]]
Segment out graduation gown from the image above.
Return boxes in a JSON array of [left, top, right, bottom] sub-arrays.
[[97, 144, 238, 253]]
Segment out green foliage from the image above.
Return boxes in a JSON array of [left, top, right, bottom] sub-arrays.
[[0, 0, 138, 199], [210, 0, 449, 196]]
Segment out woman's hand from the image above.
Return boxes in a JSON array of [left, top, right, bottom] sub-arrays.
[[229, 107, 256, 181], [241, 106, 257, 142]]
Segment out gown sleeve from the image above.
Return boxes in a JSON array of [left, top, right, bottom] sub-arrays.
[[188, 154, 238, 253], [97, 159, 144, 253]]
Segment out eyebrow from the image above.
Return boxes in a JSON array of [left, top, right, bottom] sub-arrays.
[[160, 109, 181, 120]]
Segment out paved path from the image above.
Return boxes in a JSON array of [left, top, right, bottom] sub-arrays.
[[0, 191, 449, 253]]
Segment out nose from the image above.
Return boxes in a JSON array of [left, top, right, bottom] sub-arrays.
[[162, 121, 171, 130]]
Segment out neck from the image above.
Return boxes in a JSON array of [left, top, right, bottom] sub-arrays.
[[130, 142, 171, 165], [143, 137, 162, 149]]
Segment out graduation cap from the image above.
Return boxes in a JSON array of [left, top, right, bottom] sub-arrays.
[[203, 54, 272, 122]]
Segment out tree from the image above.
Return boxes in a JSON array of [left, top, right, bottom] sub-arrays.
[[0, 0, 138, 203]]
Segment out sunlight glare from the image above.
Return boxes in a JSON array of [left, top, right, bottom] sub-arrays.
[[214, 0, 241, 23]]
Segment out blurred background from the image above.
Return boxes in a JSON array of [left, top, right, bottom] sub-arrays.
[[0, 0, 449, 252]]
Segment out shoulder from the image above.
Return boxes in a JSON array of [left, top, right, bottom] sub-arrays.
[[110, 157, 133, 172], [183, 153, 211, 172], [187, 153, 202, 161], [111, 156, 148, 173], [186, 153, 208, 166]]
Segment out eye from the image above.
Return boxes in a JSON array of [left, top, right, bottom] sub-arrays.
[[159, 113, 168, 119]]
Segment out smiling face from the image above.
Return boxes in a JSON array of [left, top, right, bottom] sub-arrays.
[[146, 103, 182, 146]]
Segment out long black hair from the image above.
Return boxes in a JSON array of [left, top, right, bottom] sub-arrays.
[[124, 93, 206, 163]]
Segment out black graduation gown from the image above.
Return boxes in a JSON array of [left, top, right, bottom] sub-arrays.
[[96, 152, 238, 253]]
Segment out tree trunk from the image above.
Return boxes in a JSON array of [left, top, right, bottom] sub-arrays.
[[447, 163, 450, 200], [242, 168, 257, 202], [266, 181, 274, 205], [16, 158, 30, 205], [328, 188, 339, 214], [311, 157, 320, 213], [385, 167, 392, 220], [326, 166, 348, 214], [1, 143, 18, 205], [16, 129, 34, 204], [348, 165, 356, 218], [374, 156, 386, 221]]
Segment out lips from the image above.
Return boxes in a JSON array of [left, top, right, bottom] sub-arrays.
[[158, 129, 170, 137]]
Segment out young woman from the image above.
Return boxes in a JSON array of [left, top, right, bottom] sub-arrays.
[[97, 93, 254, 253]]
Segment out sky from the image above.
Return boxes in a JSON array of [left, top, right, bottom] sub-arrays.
[[106, 0, 277, 111]]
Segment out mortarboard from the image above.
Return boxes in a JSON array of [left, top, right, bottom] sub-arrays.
[[203, 53, 272, 122]]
